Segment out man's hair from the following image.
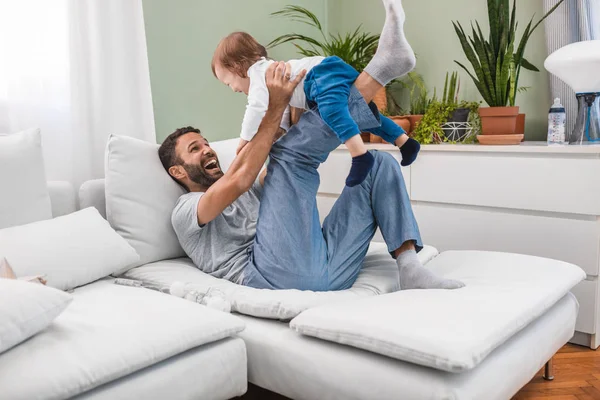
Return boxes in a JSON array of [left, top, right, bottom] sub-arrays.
[[211, 32, 268, 78], [158, 126, 201, 174]]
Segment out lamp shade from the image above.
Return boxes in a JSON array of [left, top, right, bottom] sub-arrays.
[[544, 40, 600, 93]]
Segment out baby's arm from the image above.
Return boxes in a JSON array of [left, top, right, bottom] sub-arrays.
[[240, 65, 271, 142]]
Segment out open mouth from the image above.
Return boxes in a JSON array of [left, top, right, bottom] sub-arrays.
[[204, 159, 219, 171]]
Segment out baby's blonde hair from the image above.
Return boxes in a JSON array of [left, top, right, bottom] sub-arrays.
[[211, 32, 268, 78]]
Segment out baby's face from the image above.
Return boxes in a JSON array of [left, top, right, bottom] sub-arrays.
[[215, 64, 250, 95]]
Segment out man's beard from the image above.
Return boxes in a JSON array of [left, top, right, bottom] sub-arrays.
[[183, 161, 223, 188]]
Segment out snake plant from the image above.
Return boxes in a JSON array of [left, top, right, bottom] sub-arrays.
[[453, 0, 565, 107], [267, 5, 379, 72]]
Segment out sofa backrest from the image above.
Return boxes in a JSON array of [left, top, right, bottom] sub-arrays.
[[78, 138, 240, 219], [48, 181, 76, 218], [79, 179, 107, 219]]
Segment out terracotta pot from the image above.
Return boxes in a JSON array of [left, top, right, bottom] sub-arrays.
[[373, 87, 388, 112], [360, 132, 371, 143], [479, 106, 520, 135], [369, 133, 383, 143], [389, 116, 411, 135], [406, 115, 424, 134], [516, 113, 526, 136]]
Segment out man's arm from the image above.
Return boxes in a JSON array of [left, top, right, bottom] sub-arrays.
[[195, 62, 306, 225]]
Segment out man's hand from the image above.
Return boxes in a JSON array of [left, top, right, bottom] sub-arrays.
[[265, 62, 306, 113], [236, 139, 249, 155]]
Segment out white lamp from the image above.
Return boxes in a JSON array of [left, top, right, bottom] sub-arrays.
[[544, 40, 600, 144]]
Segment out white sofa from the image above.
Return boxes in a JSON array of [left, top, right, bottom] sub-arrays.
[[0, 133, 587, 400], [0, 181, 248, 400], [75, 137, 583, 400]]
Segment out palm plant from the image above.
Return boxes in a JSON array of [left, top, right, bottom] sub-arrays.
[[453, 0, 565, 107], [267, 6, 379, 72]]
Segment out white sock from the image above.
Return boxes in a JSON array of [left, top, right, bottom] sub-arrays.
[[364, 0, 417, 86], [396, 250, 465, 290]]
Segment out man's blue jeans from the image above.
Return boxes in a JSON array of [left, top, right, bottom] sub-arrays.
[[243, 86, 423, 291]]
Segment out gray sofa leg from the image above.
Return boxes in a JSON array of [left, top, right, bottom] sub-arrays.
[[543, 358, 554, 381]]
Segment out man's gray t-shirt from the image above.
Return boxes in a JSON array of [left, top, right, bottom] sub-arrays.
[[171, 182, 262, 284]]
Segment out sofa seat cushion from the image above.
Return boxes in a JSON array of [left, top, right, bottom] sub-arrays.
[[123, 243, 439, 320], [0, 280, 245, 400], [290, 251, 586, 373]]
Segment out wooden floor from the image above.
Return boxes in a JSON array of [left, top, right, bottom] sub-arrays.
[[513, 344, 600, 400]]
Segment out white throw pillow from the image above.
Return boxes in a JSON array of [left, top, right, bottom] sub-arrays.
[[105, 135, 186, 267], [0, 207, 140, 291], [0, 279, 72, 354], [0, 128, 52, 229], [290, 251, 586, 373]]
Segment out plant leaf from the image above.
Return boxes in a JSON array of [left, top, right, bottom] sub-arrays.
[[509, 0, 517, 46], [488, 0, 500, 54], [267, 34, 325, 53], [518, 86, 532, 93], [519, 57, 539, 71], [270, 6, 322, 31], [474, 22, 496, 96], [453, 22, 493, 103], [529, 0, 565, 37], [455, 60, 493, 106]]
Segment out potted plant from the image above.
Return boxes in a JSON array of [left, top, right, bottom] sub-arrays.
[[268, 6, 384, 142], [452, 0, 565, 143], [386, 72, 431, 135], [411, 74, 481, 145]]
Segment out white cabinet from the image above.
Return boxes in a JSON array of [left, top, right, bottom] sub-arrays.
[[317, 142, 600, 349]]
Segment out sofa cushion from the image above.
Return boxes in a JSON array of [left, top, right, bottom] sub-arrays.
[[0, 208, 140, 291], [0, 279, 72, 354], [48, 181, 76, 218], [290, 251, 586, 373], [105, 135, 187, 267], [0, 128, 52, 229], [0, 279, 245, 400], [79, 179, 107, 219], [104, 136, 243, 270], [123, 242, 439, 320]]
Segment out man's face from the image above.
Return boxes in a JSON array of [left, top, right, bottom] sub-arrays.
[[173, 132, 224, 188]]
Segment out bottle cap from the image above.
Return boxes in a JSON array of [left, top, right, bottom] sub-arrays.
[[552, 98, 564, 108]]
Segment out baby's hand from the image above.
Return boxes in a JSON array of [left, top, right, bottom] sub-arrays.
[[236, 139, 249, 155]]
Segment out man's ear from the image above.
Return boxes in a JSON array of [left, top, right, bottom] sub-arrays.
[[169, 165, 186, 181]]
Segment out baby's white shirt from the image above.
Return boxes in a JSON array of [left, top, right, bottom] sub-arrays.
[[240, 56, 325, 141]]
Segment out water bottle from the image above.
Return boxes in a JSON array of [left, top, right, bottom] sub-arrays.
[[547, 98, 566, 145]]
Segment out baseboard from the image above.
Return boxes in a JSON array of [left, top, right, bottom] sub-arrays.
[[569, 331, 595, 349]]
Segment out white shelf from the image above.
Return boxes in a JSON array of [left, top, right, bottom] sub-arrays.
[[335, 141, 600, 155]]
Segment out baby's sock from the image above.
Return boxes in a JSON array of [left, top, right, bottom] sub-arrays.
[[396, 250, 465, 290], [346, 152, 375, 187], [364, 0, 416, 86], [399, 137, 420, 166]]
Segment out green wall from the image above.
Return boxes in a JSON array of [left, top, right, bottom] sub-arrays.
[[142, 0, 329, 143], [328, 0, 552, 140], [144, 0, 554, 142]]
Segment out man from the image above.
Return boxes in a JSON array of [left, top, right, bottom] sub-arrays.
[[158, 1, 464, 292]]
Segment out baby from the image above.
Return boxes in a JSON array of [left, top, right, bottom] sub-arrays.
[[211, 2, 419, 187]]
